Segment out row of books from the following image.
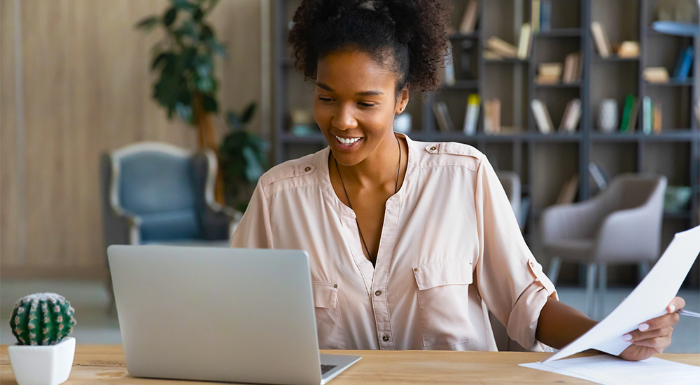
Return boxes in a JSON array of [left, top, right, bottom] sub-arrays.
[[485, 24, 532, 60], [591, 22, 640, 58], [433, 95, 482, 135], [600, 95, 663, 134], [531, 99, 581, 134], [643, 46, 694, 83], [536, 53, 581, 84], [531, 0, 552, 33]]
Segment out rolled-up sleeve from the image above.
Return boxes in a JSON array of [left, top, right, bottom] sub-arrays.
[[230, 181, 274, 249], [473, 156, 557, 351]]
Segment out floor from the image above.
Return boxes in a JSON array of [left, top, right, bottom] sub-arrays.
[[1, 279, 698, 353]]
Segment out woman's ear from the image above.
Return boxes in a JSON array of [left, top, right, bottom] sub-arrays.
[[396, 85, 410, 114]]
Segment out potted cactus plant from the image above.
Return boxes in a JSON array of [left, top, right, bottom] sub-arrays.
[[7, 293, 77, 385]]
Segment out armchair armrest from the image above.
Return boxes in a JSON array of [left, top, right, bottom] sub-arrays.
[[594, 205, 661, 263], [204, 200, 243, 240], [540, 199, 605, 244]]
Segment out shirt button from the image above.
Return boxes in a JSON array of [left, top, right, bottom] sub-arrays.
[[375, 290, 382, 296], [382, 335, 389, 342], [430, 146, 437, 151], [305, 166, 311, 172], [413, 268, 419, 272], [333, 284, 338, 288]]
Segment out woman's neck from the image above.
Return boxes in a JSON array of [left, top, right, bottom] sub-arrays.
[[334, 132, 402, 191]]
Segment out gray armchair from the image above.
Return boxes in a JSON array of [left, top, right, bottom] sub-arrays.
[[541, 174, 667, 318], [100, 142, 241, 309]]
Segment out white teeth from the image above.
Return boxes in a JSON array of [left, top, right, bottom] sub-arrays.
[[335, 135, 361, 145]]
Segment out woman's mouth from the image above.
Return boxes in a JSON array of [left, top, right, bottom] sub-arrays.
[[333, 135, 363, 150]]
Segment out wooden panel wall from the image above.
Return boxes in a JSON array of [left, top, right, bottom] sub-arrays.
[[0, 0, 263, 279]]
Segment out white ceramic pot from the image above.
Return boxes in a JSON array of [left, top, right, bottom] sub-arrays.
[[8, 337, 75, 385]]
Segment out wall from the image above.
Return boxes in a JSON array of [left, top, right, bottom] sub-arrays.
[[0, 0, 265, 279]]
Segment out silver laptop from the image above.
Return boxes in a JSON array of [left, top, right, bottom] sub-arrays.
[[108, 245, 361, 385]]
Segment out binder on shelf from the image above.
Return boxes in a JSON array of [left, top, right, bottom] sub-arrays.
[[591, 22, 612, 58], [434, 101, 454, 133], [532, 0, 541, 33], [444, 42, 456, 86], [556, 174, 579, 205], [463, 94, 481, 135], [673, 46, 694, 81], [627, 99, 641, 133], [562, 53, 581, 83], [619, 95, 636, 133], [531, 99, 554, 134], [643, 96, 653, 135], [540, 0, 551, 32], [484, 99, 501, 135], [588, 163, 609, 191], [486, 36, 518, 58], [459, 0, 479, 34], [653, 101, 662, 134], [517, 23, 532, 59]]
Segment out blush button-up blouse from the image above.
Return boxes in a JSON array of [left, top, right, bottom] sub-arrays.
[[231, 134, 557, 352]]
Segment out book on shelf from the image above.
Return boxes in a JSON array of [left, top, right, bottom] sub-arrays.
[[484, 50, 503, 60], [517, 23, 532, 59], [627, 98, 641, 133], [616, 41, 640, 58], [643, 67, 670, 83], [540, 0, 551, 32], [557, 174, 579, 205], [536, 62, 562, 84], [486, 36, 517, 58], [532, 0, 540, 33], [643, 96, 653, 135], [591, 22, 612, 58], [619, 95, 636, 133], [588, 163, 609, 191], [559, 99, 581, 133], [673, 46, 694, 81], [653, 101, 662, 134], [459, 0, 479, 34], [433, 101, 454, 133], [562, 53, 581, 83], [463, 94, 481, 135], [443, 42, 456, 86], [483, 99, 501, 135], [531, 99, 554, 134]]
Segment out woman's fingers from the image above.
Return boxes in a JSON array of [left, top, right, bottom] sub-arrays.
[[629, 333, 673, 351], [622, 312, 679, 342], [625, 326, 674, 343], [667, 296, 686, 313]]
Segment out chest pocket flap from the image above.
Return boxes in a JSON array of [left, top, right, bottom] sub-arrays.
[[312, 282, 338, 308], [413, 259, 473, 290]]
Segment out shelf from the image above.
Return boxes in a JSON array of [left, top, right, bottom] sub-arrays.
[[593, 55, 640, 63], [591, 131, 699, 141], [535, 82, 582, 88], [664, 211, 692, 219], [535, 29, 582, 38], [645, 79, 694, 87], [485, 58, 529, 64], [442, 80, 480, 90], [449, 32, 480, 40]]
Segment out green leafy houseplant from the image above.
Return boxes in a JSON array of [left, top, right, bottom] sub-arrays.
[[136, 0, 227, 202], [220, 102, 269, 212]]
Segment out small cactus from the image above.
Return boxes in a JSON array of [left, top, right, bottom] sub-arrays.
[[9, 293, 76, 346]]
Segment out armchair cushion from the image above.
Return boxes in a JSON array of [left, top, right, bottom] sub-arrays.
[[139, 209, 200, 242]]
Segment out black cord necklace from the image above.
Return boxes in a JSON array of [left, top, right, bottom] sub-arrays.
[[335, 135, 401, 262]]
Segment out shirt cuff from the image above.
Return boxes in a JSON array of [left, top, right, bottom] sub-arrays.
[[506, 259, 558, 351]]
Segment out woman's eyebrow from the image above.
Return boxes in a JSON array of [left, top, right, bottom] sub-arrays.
[[316, 82, 383, 96]]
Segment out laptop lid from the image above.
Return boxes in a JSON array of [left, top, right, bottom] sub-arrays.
[[108, 245, 325, 385]]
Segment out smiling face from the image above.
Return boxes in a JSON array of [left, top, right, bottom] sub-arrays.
[[314, 49, 409, 167]]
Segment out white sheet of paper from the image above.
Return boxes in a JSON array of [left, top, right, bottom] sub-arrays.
[[544, 225, 700, 363], [521, 355, 700, 385]]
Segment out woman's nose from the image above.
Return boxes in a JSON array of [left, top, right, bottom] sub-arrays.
[[332, 105, 358, 130]]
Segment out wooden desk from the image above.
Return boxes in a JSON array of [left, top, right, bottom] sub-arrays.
[[1, 345, 699, 384]]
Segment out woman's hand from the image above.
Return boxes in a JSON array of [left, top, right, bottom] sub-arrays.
[[618, 297, 685, 361]]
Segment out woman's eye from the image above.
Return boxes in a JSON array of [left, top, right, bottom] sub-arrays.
[[318, 97, 333, 103], [358, 102, 375, 108]]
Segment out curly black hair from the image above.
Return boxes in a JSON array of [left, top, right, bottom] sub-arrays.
[[288, 0, 451, 93]]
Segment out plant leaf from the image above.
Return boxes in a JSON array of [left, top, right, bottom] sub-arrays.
[[202, 94, 218, 112], [241, 103, 257, 123], [135, 16, 161, 31], [151, 53, 169, 70], [242, 147, 265, 182], [163, 7, 177, 27]]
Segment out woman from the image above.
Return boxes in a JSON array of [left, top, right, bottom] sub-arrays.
[[232, 0, 684, 360]]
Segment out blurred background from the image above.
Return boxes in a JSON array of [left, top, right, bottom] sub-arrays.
[[1, 0, 698, 352]]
